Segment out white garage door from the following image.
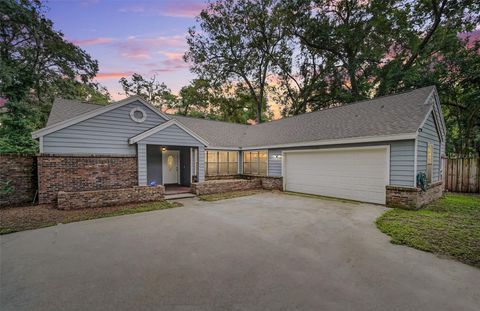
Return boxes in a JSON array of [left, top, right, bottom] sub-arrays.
[[284, 147, 389, 204]]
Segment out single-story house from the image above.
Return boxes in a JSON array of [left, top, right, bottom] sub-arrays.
[[32, 86, 445, 207]]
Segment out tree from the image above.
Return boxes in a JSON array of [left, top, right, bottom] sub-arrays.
[[185, 0, 290, 123], [119, 73, 176, 109], [171, 79, 267, 124], [171, 79, 210, 116], [0, 100, 39, 153], [0, 0, 109, 153]]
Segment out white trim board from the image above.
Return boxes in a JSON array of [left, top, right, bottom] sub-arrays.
[[32, 96, 170, 139], [129, 119, 210, 146], [241, 133, 416, 150]]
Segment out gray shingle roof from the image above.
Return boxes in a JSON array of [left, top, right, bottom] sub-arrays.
[[44, 86, 435, 147], [46, 98, 104, 126], [170, 115, 249, 148]]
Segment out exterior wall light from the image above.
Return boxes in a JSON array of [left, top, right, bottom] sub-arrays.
[[272, 154, 282, 160], [162, 147, 167, 152]]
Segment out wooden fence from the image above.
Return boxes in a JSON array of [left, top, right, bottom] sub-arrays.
[[443, 157, 480, 193]]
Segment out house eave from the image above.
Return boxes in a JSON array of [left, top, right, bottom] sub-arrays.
[[240, 133, 417, 150], [32, 96, 170, 139], [128, 119, 210, 146]]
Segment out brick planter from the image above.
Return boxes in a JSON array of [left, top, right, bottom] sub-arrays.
[[57, 185, 165, 210], [386, 181, 443, 210], [191, 179, 262, 195], [243, 175, 283, 190], [0, 154, 37, 207], [37, 154, 137, 204]]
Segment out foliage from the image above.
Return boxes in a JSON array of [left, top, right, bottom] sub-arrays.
[[185, 0, 289, 123], [0, 180, 13, 195], [119, 73, 176, 109], [187, 0, 479, 155], [376, 193, 480, 268], [171, 79, 269, 124], [0, 100, 39, 154], [0, 0, 109, 153]]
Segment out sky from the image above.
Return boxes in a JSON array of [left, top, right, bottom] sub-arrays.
[[46, 0, 207, 101]]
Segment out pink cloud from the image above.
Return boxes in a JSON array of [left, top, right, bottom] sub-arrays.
[[162, 2, 206, 17], [70, 37, 113, 46], [95, 71, 134, 80], [115, 35, 187, 62], [150, 57, 189, 73], [118, 1, 205, 18]]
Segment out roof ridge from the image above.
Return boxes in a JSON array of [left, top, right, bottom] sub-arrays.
[[170, 113, 250, 127]]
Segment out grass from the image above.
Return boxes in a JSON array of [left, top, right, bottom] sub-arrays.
[[376, 193, 480, 268], [199, 189, 265, 201], [0, 200, 182, 235]]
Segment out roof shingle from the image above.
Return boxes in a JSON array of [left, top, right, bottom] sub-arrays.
[[43, 86, 435, 148]]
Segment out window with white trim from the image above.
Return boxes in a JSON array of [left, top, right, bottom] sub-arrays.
[[205, 151, 238, 176], [243, 150, 267, 175]]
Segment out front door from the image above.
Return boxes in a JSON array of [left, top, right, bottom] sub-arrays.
[[162, 150, 179, 184]]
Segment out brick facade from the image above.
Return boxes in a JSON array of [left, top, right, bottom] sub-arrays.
[[386, 182, 443, 210], [37, 155, 137, 204], [243, 175, 283, 190], [191, 179, 262, 195], [57, 185, 165, 210], [0, 154, 37, 207]]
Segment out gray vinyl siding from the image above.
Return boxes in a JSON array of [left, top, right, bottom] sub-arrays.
[[268, 149, 282, 176], [198, 146, 205, 182], [141, 124, 205, 147], [43, 101, 167, 155], [268, 140, 415, 187], [138, 143, 147, 186], [417, 112, 441, 182]]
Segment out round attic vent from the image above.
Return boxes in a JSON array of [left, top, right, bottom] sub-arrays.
[[130, 107, 147, 123]]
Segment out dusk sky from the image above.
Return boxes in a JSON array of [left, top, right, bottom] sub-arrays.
[[46, 0, 207, 100]]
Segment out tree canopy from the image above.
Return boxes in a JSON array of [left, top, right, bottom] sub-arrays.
[[0, 0, 109, 154], [185, 0, 480, 155]]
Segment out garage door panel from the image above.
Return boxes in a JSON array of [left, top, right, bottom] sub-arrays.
[[285, 176, 386, 190], [284, 148, 388, 204]]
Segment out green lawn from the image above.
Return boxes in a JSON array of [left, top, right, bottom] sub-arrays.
[[199, 189, 265, 201], [0, 200, 181, 235], [376, 193, 480, 268]]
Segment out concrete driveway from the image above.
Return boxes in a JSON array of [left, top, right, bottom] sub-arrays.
[[1, 192, 479, 311]]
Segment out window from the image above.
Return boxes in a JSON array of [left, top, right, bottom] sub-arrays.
[[129, 107, 147, 123], [426, 143, 433, 182], [243, 150, 267, 175], [205, 151, 238, 176]]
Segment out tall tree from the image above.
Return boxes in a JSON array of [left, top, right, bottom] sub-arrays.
[[170, 79, 210, 116], [185, 0, 290, 123], [119, 73, 176, 109], [0, 0, 108, 153]]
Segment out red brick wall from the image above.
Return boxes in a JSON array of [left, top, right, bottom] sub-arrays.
[[0, 154, 36, 207], [37, 155, 137, 204], [386, 181, 443, 209], [192, 179, 262, 195], [57, 186, 165, 210]]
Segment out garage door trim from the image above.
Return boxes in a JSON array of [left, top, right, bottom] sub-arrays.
[[281, 145, 390, 200]]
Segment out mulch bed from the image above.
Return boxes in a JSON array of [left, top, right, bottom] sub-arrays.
[[0, 201, 177, 234]]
